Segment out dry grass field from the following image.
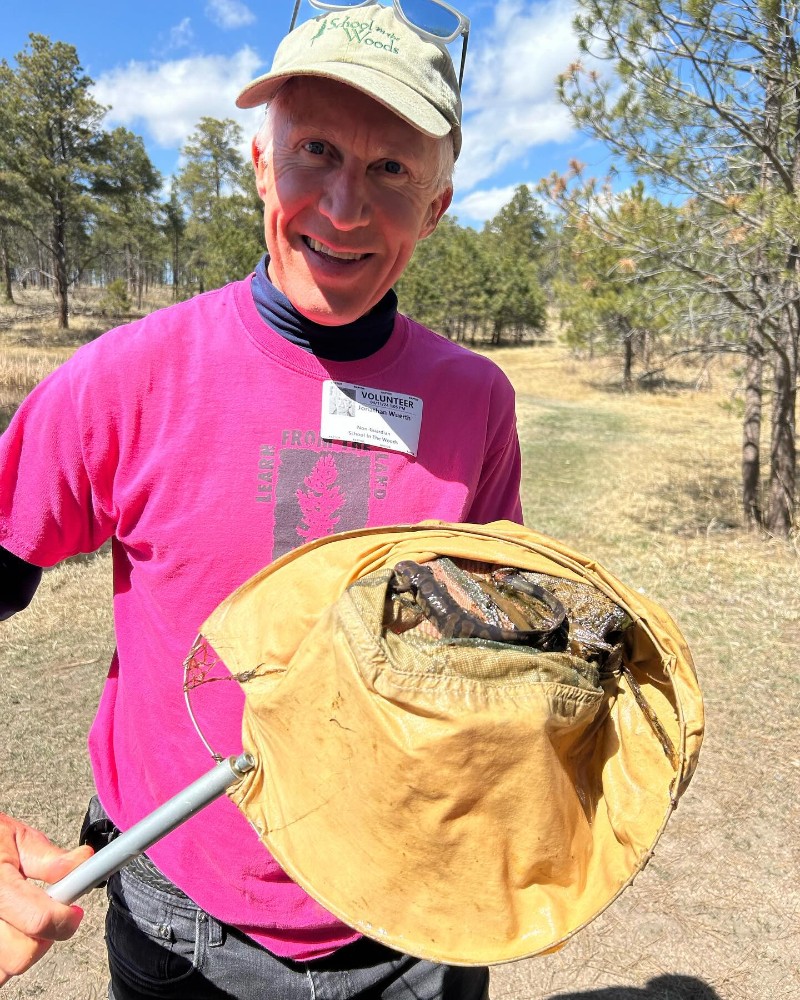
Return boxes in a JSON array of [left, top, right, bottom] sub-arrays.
[[1, 291, 799, 999]]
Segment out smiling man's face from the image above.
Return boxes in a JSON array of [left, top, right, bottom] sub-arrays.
[[252, 77, 452, 326]]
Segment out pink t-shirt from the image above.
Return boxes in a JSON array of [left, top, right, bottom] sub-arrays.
[[0, 276, 522, 959]]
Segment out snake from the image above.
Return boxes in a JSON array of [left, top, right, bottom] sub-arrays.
[[391, 560, 568, 650]]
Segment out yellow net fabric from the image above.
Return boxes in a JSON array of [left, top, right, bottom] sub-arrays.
[[196, 521, 703, 966]]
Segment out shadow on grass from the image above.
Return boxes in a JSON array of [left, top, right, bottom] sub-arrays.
[[476, 338, 558, 352], [587, 375, 703, 396], [641, 472, 742, 537], [6, 324, 105, 350], [548, 974, 721, 999]]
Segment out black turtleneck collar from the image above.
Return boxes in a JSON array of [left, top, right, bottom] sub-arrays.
[[250, 254, 397, 362]]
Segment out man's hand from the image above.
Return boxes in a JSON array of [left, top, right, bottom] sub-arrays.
[[0, 813, 92, 986]]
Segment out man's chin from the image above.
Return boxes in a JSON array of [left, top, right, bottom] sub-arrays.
[[268, 265, 375, 326], [294, 301, 371, 327], [286, 283, 381, 327]]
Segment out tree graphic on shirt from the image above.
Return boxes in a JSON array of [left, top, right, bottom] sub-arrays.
[[295, 453, 345, 541]]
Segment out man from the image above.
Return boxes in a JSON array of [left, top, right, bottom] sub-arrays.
[[0, 3, 522, 997]]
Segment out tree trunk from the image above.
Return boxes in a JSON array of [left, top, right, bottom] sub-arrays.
[[136, 251, 144, 310], [741, 319, 763, 528], [764, 311, 797, 537], [37, 243, 48, 289], [53, 197, 69, 329], [0, 233, 13, 303], [762, 15, 796, 535], [622, 328, 633, 391], [125, 243, 133, 297], [172, 232, 180, 303]]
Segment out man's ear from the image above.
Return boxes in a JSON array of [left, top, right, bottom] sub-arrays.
[[419, 186, 453, 240], [252, 139, 267, 199]]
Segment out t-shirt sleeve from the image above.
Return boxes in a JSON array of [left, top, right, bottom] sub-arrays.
[[464, 375, 524, 526], [0, 356, 117, 566]]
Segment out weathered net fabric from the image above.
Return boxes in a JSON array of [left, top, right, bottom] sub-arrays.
[[195, 520, 703, 966]]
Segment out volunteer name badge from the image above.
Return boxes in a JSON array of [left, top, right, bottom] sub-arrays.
[[321, 381, 423, 457]]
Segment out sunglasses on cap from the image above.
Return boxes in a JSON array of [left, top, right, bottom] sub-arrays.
[[289, 0, 470, 89]]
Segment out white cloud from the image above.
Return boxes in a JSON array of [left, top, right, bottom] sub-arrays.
[[451, 182, 540, 224], [206, 0, 256, 29], [167, 18, 194, 50], [457, 0, 583, 191], [93, 48, 264, 156]]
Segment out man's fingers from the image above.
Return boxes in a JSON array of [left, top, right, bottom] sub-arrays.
[[0, 862, 85, 940], [0, 815, 89, 985], [0, 919, 56, 985], [14, 826, 94, 883]]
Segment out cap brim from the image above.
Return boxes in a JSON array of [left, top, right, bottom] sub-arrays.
[[236, 64, 452, 141]]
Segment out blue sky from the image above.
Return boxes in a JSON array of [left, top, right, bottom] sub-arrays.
[[1, 0, 614, 228]]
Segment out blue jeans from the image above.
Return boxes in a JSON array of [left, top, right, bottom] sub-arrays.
[[104, 855, 491, 1000]]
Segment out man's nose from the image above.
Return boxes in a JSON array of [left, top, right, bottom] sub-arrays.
[[318, 166, 370, 230]]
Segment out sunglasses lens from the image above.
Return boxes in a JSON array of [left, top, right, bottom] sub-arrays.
[[396, 0, 462, 38]]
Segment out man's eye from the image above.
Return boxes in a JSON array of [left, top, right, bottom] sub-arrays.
[[384, 160, 404, 175], [305, 141, 325, 155]]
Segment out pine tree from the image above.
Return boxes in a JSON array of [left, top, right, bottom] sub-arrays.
[[177, 118, 263, 292], [0, 34, 107, 328]]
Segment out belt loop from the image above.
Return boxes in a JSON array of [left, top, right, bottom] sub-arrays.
[[206, 912, 224, 947]]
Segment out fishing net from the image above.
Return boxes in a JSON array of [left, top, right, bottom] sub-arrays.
[[183, 520, 703, 966]]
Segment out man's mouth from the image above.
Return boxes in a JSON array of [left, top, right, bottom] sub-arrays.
[[303, 237, 368, 262]]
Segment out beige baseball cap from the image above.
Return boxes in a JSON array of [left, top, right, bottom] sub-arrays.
[[236, 4, 462, 157]]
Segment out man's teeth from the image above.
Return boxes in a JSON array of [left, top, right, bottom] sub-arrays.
[[305, 238, 366, 261]]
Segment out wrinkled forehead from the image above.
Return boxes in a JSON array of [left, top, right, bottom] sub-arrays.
[[273, 77, 445, 163]]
